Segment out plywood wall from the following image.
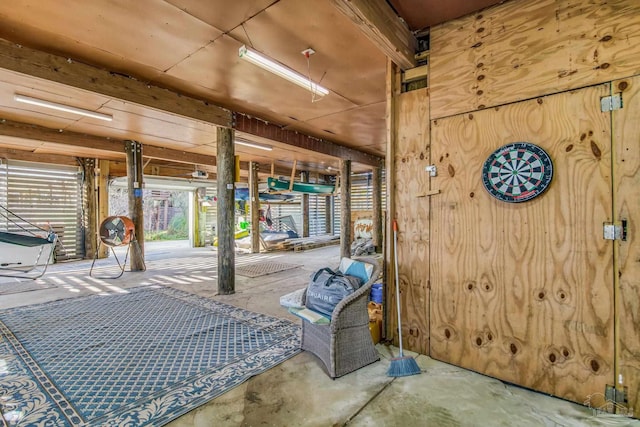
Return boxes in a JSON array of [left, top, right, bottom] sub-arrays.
[[429, 85, 614, 403], [429, 0, 640, 119], [613, 75, 640, 413], [390, 87, 430, 354]]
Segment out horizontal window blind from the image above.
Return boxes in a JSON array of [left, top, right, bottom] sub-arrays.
[[1, 160, 83, 260]]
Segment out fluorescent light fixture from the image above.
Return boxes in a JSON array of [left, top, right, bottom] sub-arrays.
[[234, 139, 273, 151], [14, 94, 113, 122], [239, 45, 329, 97]]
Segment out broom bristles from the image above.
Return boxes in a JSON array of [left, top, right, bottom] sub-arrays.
[[387, 356, 421, 377]]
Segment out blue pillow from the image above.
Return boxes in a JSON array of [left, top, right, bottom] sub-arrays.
[[338, 258, 373, 284]]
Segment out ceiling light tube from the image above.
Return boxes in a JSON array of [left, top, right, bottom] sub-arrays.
[[239, 45, 329, 97], [234, 139, 273, 151], [14, 94, 113, 122]]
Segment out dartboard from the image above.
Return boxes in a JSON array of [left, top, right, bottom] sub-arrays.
[[482, 142, 553, 203]]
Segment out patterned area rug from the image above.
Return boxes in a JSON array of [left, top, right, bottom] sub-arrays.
[[0, 286, 300, 426], [236, 261, 300, 278], [0, 280, 56, 295]]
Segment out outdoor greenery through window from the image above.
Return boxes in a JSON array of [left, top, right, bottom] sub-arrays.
[[109, 188, 189, 241]]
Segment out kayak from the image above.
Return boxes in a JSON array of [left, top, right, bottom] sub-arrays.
[[267, 177, 334, 194]]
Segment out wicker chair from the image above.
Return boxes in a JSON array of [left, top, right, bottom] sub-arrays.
[[301, 257, 381, 378]]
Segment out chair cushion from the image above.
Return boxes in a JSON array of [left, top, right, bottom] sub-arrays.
[[338, 258, 373, 284], [279, 288, 306, 308], [288, 307, 330, 324]]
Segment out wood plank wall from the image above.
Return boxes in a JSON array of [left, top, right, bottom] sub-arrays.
[[390, 88, 430, 354], [429, 85, 614, 403], [429, 0, 640, 119], [391, 0, 640, 411], [613, 75, 640, 413]]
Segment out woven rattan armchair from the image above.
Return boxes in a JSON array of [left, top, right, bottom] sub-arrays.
[[301, 257, 381, 378]]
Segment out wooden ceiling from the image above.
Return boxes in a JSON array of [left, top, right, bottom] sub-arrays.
[[387, 0, 504, 31], [0, 0, 503, 179]]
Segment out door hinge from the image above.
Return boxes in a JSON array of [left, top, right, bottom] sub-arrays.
[[601, 94, 623, 112], [603, 220, 628, 241], [605, 384, 628, 406]]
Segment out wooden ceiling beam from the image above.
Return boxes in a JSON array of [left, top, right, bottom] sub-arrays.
[[234, 114, 383, 168], [0, 38, 232, 127], [0, 38, 380, 168], [0, 147, 79, 166], [0, 118, 126, 153], [331, 0, 416, 70], [143, 145, 217, 167], [0, 119, 220, 166], [0, 119, 305, 178]]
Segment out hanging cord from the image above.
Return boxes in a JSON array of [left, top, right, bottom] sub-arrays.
[[305, 52, 327, 104]]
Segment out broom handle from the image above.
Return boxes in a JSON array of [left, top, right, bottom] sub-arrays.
[[393, 219, 405, 357]]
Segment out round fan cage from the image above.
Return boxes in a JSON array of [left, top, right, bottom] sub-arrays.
[[99, 216, 135, 247]]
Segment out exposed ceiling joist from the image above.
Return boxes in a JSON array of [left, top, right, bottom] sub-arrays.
[[0, 147, 78, 166], [235, 114, 383, 168], [0, 119, 310, 179], [0, 118, 125, 153], [0, 38, 380, 169], [331, 0, 416, 70], [0, 38, 232, 128], [0, 118, 221, 165]]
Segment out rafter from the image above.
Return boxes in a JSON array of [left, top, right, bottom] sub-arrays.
[[234, 114, 383, 167], [331, 0, 417, 70], [0, 119, 303, 178], [0, 38, 232, 127], [0, 119, 220, 165]]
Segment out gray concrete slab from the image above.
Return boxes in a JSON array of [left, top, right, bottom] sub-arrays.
[[1, 242, 637, 426]]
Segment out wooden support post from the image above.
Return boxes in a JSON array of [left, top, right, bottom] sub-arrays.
[[372, 166, 383, 253], [331, 0, 416, 70], [234, 155, 241, 183], [125, 140, 145, 271], [97, 159, 110, 259], [384, 59, 400, 340], [340, 159, 352, 259], [81, 158, 97, 260], [301, 171, 310, 238], [192, 190, 203, 247], [289, 160, 297, 191], [325, 194, 333, 235], [217, 127, 235, 295], [249, 161, 260, 253]]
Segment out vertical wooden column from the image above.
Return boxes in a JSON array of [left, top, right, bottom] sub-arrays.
[[340, 159, 352, 259], [372, 165, 383, 253], [81, 158, 97, 260], [217, 126, 235, 294], [192, 190, 202, 247], [249, 161, 260, 253], [196, 188, 210, 247], [301, 171, 310, 237], [325, 194, 333, 234], [125, 140, 145, 271], [97, 159, 110, 258], [384, 59, 399, 340]]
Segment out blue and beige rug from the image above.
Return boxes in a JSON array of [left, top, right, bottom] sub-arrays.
[[0, 286, 300, 426]]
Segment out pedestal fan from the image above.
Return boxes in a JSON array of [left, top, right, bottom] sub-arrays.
[[89, 216, 145, 278]]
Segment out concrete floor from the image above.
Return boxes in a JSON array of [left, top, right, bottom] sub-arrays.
[[1, 241, 638, 427]]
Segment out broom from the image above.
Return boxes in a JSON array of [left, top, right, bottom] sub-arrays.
[[387, 219, 421, 377]]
